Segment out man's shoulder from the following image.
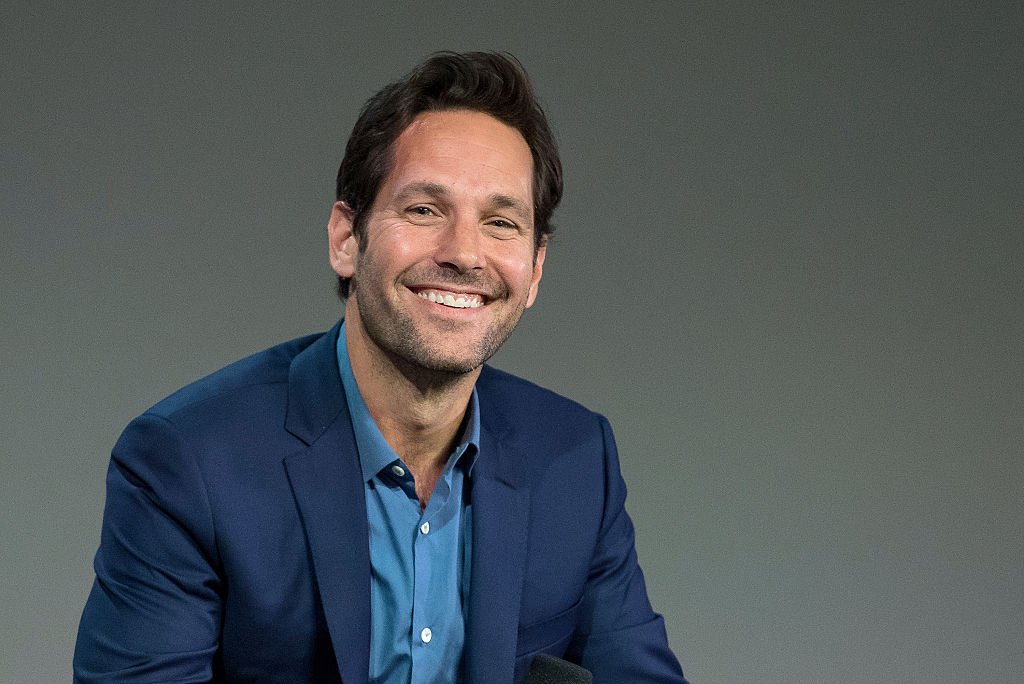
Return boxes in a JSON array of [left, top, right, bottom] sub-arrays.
[[475, 366, 616, 497], [144, 330, 327, 423], [477, 364, 604, 430]]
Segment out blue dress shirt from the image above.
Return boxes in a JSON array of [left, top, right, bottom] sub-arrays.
[[337, 324, 479, 684]]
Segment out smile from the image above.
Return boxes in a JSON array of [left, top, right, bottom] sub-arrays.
[[415, 289, 484, 309]]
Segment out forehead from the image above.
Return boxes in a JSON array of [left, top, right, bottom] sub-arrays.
[[382, 109, 534, 207]]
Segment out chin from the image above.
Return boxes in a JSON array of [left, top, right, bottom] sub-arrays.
[[400, 344, 495, 376], [356, 294, 522, 378]]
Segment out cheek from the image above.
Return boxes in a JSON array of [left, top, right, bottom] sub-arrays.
[[392, 223, 443, 261], [361, 227, 427, 275], [495, 251, 540, 292]]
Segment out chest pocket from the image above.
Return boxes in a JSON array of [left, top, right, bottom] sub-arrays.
[[515, 597, 583, 657]]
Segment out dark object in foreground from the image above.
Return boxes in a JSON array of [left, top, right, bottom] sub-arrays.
[[525, 654, 593, 683]]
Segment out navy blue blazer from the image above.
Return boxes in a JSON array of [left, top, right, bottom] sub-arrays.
[[74, 322, 686, 683]]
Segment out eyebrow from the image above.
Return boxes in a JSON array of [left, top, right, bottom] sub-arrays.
[[487, 193, 532, 221], [393, 181, 449, 205], [393, 182, 532, 221]]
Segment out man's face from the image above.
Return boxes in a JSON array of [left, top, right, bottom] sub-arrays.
[[329, 109, 545, 376]]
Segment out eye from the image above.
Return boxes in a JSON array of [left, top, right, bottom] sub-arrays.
[[411, 206, 435, 216], [488, 218, 518, 229]]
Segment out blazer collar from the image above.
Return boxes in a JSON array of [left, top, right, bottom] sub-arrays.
[[282, 320, 371, 684], [284, 320, 346, 445], [473, 366, 529, 488], [282, 324, 533, 683], [463, 368, 532, 681]]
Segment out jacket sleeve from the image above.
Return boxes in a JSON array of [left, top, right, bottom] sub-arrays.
[[73, 412, 222, 683], [566, 415, 689, 683]]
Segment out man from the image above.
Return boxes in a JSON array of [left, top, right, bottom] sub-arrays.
[[75, 52, 686, 683]]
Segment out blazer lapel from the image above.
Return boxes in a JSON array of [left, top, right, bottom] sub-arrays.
[[279, 333, 532, 683], [282, 322, 371, 684], [464, 397, 531, 683]]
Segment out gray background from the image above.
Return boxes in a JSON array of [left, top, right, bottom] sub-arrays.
[[3, 2, 1021, 682]]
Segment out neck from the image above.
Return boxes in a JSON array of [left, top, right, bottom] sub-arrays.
[[344, 313, 478, 472]]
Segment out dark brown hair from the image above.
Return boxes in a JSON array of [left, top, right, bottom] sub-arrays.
[[335, 51, 562, 298]]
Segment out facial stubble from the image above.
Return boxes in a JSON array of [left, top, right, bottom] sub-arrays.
[[350, 255, 530, 381]]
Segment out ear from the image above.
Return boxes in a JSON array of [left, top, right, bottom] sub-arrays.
[[327, 201, 358, 278], [525, 239, 547, 308]]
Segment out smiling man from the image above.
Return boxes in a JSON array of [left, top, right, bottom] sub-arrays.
[[75, 52, 687, 683]]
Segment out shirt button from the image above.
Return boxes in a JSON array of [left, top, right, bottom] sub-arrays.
[[420, 521, 430, 535], [391, 465, 405, 477], [420, 627, 432, 644]]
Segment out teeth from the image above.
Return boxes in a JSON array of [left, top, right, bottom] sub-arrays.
[[417, 290, 483, 308]]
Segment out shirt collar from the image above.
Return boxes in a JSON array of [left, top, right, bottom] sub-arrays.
[[336, 322, 480, 483]]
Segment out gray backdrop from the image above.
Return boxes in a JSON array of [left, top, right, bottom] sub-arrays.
[[3, 2, 1021, 682]]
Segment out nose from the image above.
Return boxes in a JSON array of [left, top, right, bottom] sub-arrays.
[[434, 214, 484, 272]]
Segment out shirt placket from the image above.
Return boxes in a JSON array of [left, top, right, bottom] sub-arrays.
[[410, 469, 453, 684]]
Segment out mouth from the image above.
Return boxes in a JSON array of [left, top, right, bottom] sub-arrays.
[[412, 287, 486, 309]]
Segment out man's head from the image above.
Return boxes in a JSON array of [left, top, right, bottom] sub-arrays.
[[334, 51, 563, 299], [329, 108, 544, 376]]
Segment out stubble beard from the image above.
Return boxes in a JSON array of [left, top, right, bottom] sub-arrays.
[[351, 266, 527, 383]]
